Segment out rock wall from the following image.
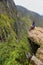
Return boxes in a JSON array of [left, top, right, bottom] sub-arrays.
[[0, 0, 17, 18]]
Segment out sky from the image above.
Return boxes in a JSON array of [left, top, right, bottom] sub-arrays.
[[14, 0, 43, 15]]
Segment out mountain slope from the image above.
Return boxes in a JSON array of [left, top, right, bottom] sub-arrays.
[[0, 0, 32, 65], [0, 1, 43, 65], [17, 5, 43, 27]]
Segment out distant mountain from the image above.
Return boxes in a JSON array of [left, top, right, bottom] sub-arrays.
[[16, 5, 43, 27]]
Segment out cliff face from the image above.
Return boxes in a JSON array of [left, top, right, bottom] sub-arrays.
[[1, 0, 43, 65], [0, 0, 17, 17], [0, 0, 32, 65], [0, 0, 17, 41], [28, 27, 43, 62]]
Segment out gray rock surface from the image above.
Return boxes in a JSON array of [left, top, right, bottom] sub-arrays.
[[0, 0, 17, 17]]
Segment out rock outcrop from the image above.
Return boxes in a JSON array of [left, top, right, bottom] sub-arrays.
[[31, 55, 43, 65], [0, 0, 17, 18], [28, 27, 43, 63]]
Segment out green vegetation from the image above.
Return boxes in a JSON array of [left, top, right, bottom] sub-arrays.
[[0, 13, 32, 65], [0, 0, 34, 65]]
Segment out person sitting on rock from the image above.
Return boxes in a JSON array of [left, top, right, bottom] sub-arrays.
[[29, 21, 35, 31]]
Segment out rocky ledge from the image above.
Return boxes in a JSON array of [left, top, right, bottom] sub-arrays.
[[28, 27, 43, 64]]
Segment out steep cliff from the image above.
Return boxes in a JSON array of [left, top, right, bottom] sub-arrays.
[[0, 0, 32, 65], [0, 0, 17, 41], [0, 0, 17, 17], [1, 0, 43, 65]]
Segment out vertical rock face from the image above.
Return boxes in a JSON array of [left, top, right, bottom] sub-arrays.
[[0, 0, 17, 18], [0, 0, 6, 14]]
